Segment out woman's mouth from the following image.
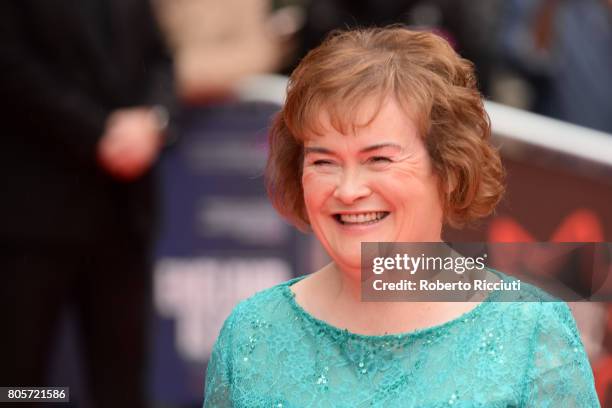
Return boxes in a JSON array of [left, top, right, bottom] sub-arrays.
[[333, 211, 390, 225]]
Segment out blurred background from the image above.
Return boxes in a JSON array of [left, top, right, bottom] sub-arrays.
[[1, 0, 611, 407]]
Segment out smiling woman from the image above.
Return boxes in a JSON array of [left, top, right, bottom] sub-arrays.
[[299, 98, 444, 276], [203, 27, 600, 407]]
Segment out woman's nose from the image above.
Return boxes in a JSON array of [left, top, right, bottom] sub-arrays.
[[333, 168, 372, 204]]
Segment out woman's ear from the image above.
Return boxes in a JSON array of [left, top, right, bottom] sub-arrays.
[[445, 172, 458, 196]]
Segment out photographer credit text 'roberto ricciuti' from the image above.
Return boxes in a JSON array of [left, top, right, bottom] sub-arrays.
[[360, 243, 525, 301]]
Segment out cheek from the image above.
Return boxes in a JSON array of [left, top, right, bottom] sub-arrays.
[[374, 168, 441, 210], [379, 168, 411, 187], [302, 170, 337, 211], [370, 168, 416, 200]]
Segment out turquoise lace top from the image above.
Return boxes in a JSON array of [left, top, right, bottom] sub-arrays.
[[204, 272, 600, 407]]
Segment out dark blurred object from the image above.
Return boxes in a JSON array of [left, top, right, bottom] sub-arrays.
[[296, 0, 504, 95], [0, 1, 175, 407], [499, 0, 612, 133]]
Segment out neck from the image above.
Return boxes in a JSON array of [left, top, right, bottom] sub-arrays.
[[322, 262, 434, 335], [328, 262, 362, 302]]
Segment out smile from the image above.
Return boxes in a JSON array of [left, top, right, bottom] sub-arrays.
[[333, 211, 390, 225]]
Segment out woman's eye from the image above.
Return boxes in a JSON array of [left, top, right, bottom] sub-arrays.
[[313, 160, 334, 166], [368, 156, 392, 164]]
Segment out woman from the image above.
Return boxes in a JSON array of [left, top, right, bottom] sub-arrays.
[[204, 27, 599, 407]]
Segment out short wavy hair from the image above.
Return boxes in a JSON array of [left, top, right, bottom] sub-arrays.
[[266, 26, 504, 231]]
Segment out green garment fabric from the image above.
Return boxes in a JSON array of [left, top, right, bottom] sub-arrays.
[[204, 271, 600, 407]]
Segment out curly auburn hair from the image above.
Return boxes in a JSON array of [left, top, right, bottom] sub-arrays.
[[266, 26, 504, 231]]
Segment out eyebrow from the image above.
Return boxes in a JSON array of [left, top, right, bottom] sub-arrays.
[[360, 143, 402, 153], [304, 143, 402, 155]]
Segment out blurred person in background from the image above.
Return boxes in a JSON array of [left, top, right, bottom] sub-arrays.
[[155, 0, 301, 102], [296, 0, 505, 96], [0, 1, 175, 407], [500, 0, 612, 133]]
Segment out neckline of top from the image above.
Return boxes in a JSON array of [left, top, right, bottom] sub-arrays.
[[280, 269, 505, 342]]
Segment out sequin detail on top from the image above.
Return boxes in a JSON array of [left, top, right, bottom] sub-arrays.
[[203, 271, 600, 408]]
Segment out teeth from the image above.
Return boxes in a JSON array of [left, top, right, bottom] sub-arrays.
[[339, 212, 386, 224]]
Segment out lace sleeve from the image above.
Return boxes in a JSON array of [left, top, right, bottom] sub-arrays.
[[522, 302, 600, 407], [203, 312, 235, 408]]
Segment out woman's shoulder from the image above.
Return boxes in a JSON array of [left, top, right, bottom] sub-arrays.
[[216, 276, 304, 338], [486, 269, 581, 341]]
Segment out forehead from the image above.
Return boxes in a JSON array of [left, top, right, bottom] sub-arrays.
[[302, 96, 420, 147]]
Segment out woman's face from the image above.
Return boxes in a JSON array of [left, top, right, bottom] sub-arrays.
[[302, 98, 444, 274]]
